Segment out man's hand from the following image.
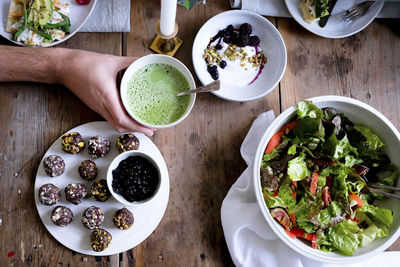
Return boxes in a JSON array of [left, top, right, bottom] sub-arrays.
[[57, 49, 154, 136], [0, 46, 154, 136]]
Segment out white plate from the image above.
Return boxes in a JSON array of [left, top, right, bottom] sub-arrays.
[[285, 0, 384, 38], [34, 121, 170, 256], [0, 0, 97, 47], [192, 10, 287, 102]]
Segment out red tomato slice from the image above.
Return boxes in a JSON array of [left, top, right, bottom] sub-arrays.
[[310, 172, 319, 194]]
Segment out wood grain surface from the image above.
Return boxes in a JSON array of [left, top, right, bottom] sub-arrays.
[[0, 0, 399, 266]]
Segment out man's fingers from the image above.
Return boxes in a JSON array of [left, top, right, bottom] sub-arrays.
[[116, 56, 138, 71], [104, 96, 154, 136]]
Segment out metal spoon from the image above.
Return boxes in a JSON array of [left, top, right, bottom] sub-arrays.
[[176, 80, 220, 97]]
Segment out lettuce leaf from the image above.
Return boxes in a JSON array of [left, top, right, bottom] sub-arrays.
[[324, 134, 358, 160], [354, 125, 384, 151], [278, 179, 296, 213], [293, 197, 316, 233], [316, 201, 341, 227], [287, 153, 310, 181], [297, 101, 323, 120], [327, 220, 360, 256], [262, 187, 285, 209], [359, 204, 393, 231]]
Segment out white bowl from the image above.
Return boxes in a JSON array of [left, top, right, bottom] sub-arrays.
[[253, 95, 400, 263], [107, 150, 162, 207], [192, 10, 287, 102], [120, 54, 196, 129]]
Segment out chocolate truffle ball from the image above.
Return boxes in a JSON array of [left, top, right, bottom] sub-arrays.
[[90, 228, 112, 252], [78, 160, 98, 181], [82, 206, 104, 230], [116, 134, 139, 153], [65, 183, 88, 205], [61, 132, 85, 154], [43, 155, 65, 177], [51, 206, 73, 227], [88, 136, 110, 159], [113, 208, 134, 230], [91, 179, 111, 202], [38, 183, 61, 206]]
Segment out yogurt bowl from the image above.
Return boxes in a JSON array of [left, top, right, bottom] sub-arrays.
[[120, 54, 196, 129], [192, 10, 287, 102]]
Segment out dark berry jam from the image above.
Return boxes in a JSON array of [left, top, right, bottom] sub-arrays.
[[112, 156, 159, 202]]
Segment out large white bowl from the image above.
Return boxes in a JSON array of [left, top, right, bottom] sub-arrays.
[[120, 54, 196, 129], [253, 95, 400, 263], [192, 10, 287, 102]]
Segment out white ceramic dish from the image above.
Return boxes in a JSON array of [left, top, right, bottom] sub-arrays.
[[284, 0, 384, 38], [107, 150, 162, 207], [120, 54, 196, 129], [0, 0, 97, 47], [253, 95, 400, 263], [192, 10, 287, 102], [34, 121, 170, 256]]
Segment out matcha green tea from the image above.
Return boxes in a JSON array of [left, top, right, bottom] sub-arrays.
[[126, 64, 191, 125]]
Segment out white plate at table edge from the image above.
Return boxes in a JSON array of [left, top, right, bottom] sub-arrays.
[[34, 121, 170, 256], [284, 0, 384, 38], [192, 10, 287, 102], [0, 0, 97, 47]]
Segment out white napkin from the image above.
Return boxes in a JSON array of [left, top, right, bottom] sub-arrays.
[[221, 111, 400, 267], [232, 0, 400, 19], [79, 0, 130, 32]]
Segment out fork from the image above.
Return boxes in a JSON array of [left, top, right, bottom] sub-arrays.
[[338, 1, 376, 22], [360, 175, 400, 200]]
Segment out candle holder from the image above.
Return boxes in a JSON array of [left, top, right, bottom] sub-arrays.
[[150, 20, 183, 57]]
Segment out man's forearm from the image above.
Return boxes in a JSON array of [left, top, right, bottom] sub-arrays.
[[0, 45, 67, 84]]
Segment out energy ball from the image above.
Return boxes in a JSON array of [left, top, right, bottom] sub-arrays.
[[51, 206, 73, 227], [113, 208, 134, 230], [87, 136, 110, 159], [82, 206, 104, 230], [91, 179, 111, 202], [116, 134, 139, 153], [38, 183, 61, 206], [65, 183, 88, 205], [90, 228, 112, 252], [61, 132, 85, 154], [43, 155, 65, 177], [78, 160, 98, 181]]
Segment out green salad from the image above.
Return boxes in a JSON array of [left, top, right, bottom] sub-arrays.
[[261, 101, 398, 256]]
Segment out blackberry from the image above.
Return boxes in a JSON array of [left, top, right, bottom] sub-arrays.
[[215, 44, 222, 50], [236, 36, 249, 47], [210, 70, 219, 80], [226, 24, 234, 35], [219, 60, 227, 69], [248, 35, 260, 47], [111, 156, 159, 202], [223, 36, 231, 44], [239, 23, 252, 37], [230, 32, 239, 45]]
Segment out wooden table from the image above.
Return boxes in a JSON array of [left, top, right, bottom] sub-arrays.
[[0, 0, 399, 266]]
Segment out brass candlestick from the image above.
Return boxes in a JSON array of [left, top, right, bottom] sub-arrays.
[[150, 20, 183, 57]]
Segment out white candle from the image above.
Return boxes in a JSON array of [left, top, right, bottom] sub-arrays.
[[160, 0, 177, 37]]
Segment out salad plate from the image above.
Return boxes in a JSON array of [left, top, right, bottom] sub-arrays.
[[34, 121, 170, 256], [254, 96, 400, 263], [0, 0, 97, 47], [284, 0, 384, 38]]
